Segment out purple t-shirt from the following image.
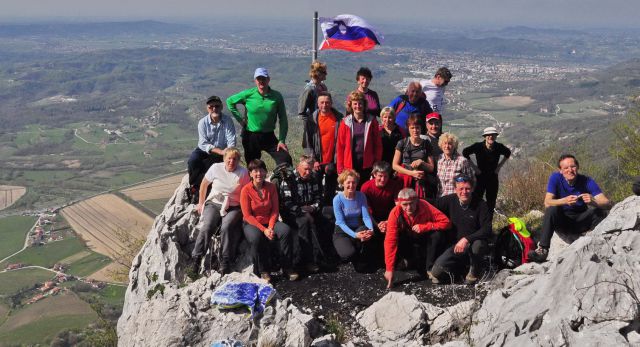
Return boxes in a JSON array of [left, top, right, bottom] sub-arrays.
[[546, 172, 602, 212], [352, 120, 366, 169]]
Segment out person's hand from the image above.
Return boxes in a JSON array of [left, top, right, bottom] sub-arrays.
[[378, 221, 387, 233], [412, 170, 425, 179], [196, 202, 205, 215], [356, 230, 373, 241], [580, 193, 593, 205], [454, 237, 469, 254], [565, 195, 580, 206], [264, 228, 275, 240], [412, 225, 421, 233], [277, 142, 289, 152], [313, 161, 321, 172], [410, 159, 423, 169], [301, 205, 315, 213], [384, 270, 394, 289]]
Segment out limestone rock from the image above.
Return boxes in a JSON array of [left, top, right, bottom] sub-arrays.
[[356, 292, 427, 345], [429, 300, 476, 344]]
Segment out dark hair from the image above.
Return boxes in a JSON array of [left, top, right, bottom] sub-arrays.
[[248, 159, 267, 172], [454, 175, 474, 188], [371, 161, 391, 176], [557, 154, 579, 169], [356, 67, 372, 80], [406, 113, 422, 130], [435, 67, 452, 83], [317, 90, 333, 102]]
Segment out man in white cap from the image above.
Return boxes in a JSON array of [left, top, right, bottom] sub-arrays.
[[227, 67, 292, 165], [462, 126, 511, 213]]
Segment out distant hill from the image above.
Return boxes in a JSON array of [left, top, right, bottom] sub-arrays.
[[0, 20, 192, 37]]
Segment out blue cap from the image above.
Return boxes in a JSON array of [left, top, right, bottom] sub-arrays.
[[254, 67, 269, 79]]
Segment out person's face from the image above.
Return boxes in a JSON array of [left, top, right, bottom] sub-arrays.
[[357, 75, 371, 90], [434, 75, 449, 87], [351, 99, 364, 116], [455, 181, 473, 204], [297, 162, 312, 180], [250, 168, 267, 184], [427, 119, 441, 137], [441, 140, 454, 156], [400, 200, 417, 216], [224, 154, 239, 172], [559, 158, 579, 182], [381, 111, 395, 128], [255, 76, 270, 93], [207, 102, 223, 115], [484, 134, 497, 146], [343, 176, 357, 194], [373, 171, 389, 188], [406, 85, 420, 103], [408, 124, 421, 138], [317, 95, 332, 113]]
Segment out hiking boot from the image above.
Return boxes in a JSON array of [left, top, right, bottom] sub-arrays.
[[428, 265, 445, 284], [260, 272, 272, 283], [285, 269, 299, 281], [527, 244, 549, 263], [427, 271, 440, 284], [304, 263, 320, 274], [464, 266, 480, 285], [395, 258, 409, 271]]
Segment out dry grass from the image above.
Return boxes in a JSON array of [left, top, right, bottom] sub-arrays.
[[120, 174, 184, 201], [492, 95, 534, 108], [498, 159, 554, 216], [0, 185, 27, 210]]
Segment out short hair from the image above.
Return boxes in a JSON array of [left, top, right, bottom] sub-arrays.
[[438, 132, 459, 151], [405, 81, 422, 94], [454, 175, 475, 189], [337, 169, 360, 186], [247, 159, 267, 172], [317, 90, 333, 102], [371, 161, 391, 176], [380, 106, 395, 118], [356, 67, 372, 80], [406, 114, 422, 130], [223, 147, 241, 160], [557, 154, 579, 168], [346, 91, 367, 115], [397, 188, 418, 200], [298, 154, 315, 167], [435, 67, 452, 83], [309, 61, 327, 80]]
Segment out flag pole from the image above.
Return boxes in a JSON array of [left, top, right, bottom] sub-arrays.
[[312, 11, 318, 62]]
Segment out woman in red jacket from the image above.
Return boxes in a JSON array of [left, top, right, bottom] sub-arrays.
[[336, 91, 382, 187]]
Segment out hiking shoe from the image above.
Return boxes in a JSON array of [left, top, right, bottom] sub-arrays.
[[427, 271, 440, 284], [285, 270, 300, 281], [395, 258, 409, 271], [305, 263, 320, 274], [260, 272, 271, 283], [464, 267, 480, 285], [527, 244, 549, 263]]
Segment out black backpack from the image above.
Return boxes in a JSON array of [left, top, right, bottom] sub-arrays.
[[270, 163, 298, 208]]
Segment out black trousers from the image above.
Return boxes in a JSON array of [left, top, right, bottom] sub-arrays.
[[284, 211, 325, 266], [433, 239, 488, 276], [539, 206, 607, 248], [243, 221, 294, 275], [473, 173, 499, 213], [241, 130, 292, 166], [333, 224, 382, 271], [187, 148, 223, 188], [395, 230, 443, 272], [317, 163, 338, 206]]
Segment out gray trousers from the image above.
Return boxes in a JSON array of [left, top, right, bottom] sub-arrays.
[[192, 203, 242, 270]]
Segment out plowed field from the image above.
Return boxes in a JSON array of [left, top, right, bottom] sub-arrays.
[[121, 174, 184, 201], [0, 185, 26, 210]]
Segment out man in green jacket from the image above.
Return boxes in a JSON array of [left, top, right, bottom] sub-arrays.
[[226, 67, 292, 165]]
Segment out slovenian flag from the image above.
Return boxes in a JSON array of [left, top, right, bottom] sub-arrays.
[[319, 14, 384, 52]]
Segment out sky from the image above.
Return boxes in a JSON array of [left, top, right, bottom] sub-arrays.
[[2, 0, 639, 29]]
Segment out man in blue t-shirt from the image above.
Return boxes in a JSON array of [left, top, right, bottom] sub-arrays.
[[528, 154, 611, 262]]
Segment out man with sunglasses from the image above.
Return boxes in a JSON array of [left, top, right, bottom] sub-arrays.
[[187, 95, 237, 203], [429, 175, 492, 285], [420, 67, 452, 115], [227, 67, 292, 166]]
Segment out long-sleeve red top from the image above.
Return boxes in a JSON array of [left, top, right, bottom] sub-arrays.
[[385, 199, 451, 271], [240, 181, 279, 232]]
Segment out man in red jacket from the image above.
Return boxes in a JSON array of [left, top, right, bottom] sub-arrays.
[[384, 188, 451, 288]]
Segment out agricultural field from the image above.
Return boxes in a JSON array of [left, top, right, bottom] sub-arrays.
[[64, 251, 112, 278], [0, 215, 37, 261], [0, 268, 54, 297], [60, 194, 153, 259], [121, 173, 184, 201], [0, 236, 86, 269], [0, 185, 26, 210]]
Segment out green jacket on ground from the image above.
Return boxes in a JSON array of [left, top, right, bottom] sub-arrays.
[[226, 87, 288, 143]]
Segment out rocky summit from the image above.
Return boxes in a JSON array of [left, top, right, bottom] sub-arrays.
[[118, 176, 640, 346]]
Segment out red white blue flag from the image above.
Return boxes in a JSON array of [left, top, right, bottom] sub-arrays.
[[319, 14, 384, 52]]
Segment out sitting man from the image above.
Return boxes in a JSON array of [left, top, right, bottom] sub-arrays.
[[278, 155, 325, 273], [430, 175, 492, 285], [187, 95, 236, 203], [528, 154, 611, 262], [384, 188, 451, 288], [361, 161, 403, 234]]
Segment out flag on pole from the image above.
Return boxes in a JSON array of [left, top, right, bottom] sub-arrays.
[[319, 14, 384, 52]]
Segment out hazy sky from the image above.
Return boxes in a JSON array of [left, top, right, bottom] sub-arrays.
[[2, 0, 639, 28]]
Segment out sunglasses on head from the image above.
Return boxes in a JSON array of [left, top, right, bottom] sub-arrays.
[[455, 176, 470, 183]]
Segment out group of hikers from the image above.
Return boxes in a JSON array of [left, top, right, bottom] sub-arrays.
[[185, 62, 613, 288]]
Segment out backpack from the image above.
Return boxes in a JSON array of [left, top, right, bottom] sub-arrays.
[[494, 217, 535, 269], [269, 163, 298, 208]]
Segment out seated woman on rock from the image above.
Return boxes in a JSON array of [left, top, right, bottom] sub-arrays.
[[192, 147, 249, 275], [240, 159, 298, 282], [332, 169, 380, 272], [392, 114, 435, 198]]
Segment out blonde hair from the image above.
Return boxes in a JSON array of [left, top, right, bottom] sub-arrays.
[[380, 106, 395, 118], [223, 147, 241, 160], [309, 61, 327, 80], [438, 132, 459, 152], [337, 169, 360, 186], [346, 91, 367, 115]]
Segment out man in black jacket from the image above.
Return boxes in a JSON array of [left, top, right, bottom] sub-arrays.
[[429, 175, 492, 285]]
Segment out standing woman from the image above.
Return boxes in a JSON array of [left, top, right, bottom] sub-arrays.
[[298, 61, 328, 119], [437, 133, 475, 197], [332, 169, 378, 271], [336, 91, 382, 186], [392, 114, 434, 198], [241, 159, 298, 282], [353, 67, 381, 120], [379, 107, 406, 165]]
